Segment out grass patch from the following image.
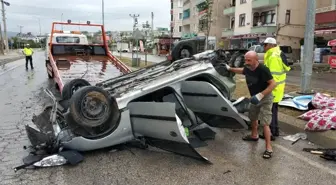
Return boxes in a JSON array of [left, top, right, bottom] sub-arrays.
[[116, 56, 155, 69], [233, 75, 336, 117]]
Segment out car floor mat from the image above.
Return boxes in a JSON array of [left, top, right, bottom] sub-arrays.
[[193, 127, 216, 141], [188, 137, 208, 148]]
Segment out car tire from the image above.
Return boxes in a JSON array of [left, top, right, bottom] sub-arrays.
[[68, 86, 120, 128], [62, 79, 91, 100]]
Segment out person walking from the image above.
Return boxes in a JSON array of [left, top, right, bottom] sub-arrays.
[[22, 44, 34, 70], [261, 38, 291, 138], [225, 51, 276, 159]]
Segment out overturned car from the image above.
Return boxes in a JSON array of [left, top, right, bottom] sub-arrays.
[[23, 50, 250, 166]]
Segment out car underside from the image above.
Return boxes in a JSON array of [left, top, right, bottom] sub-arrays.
[[22, 50, 250, 168]]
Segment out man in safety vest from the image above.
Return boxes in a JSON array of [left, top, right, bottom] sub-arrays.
[[22, 44, 34, 70], [261, 37, 291, 138]]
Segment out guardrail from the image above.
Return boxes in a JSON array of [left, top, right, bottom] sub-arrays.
[[316, 5, 336, 14], [108, 51, 132, 73]]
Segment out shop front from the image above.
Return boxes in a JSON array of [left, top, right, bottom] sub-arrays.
[[226, 32, 275, 49]]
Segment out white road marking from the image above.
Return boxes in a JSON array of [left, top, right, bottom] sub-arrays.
[[274, 143, 336, 177], [0, 64, 24, 76]]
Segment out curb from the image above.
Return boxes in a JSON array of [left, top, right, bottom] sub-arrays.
[[278, 112, 336, 148], [0, 56, 25, 65]]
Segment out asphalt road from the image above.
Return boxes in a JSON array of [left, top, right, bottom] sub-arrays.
[[0, 51, 336, 185], [112, 51, 166, 63], [286, 70, 336, 91]]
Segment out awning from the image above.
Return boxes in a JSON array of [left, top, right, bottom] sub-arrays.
[[314, 29, 336, 34]]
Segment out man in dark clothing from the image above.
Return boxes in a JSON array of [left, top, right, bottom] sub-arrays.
[[225, 51, 277, 159]]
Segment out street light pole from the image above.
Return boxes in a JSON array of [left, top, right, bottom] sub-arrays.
[[102, 0, 105, 26], [1, 0, 10, 53], [299, 0, 316, 94]]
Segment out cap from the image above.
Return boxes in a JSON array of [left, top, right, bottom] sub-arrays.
[[263, 37, 277, 44]]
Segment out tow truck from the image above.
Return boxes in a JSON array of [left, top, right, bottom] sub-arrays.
[[45, 20, 131, 99]]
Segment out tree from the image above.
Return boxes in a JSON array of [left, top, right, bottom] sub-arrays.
[[197, 0, 213, 51]]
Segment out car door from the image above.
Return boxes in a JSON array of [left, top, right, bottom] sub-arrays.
[[180, 81, 249, 129], [127, 102, 210, 163]]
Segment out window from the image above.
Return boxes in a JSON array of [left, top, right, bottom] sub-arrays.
[[171, 2, 173, 9], [230, 17, 235, 29], [179, 26, 182, 32], [177, 0, 183, 7], [258, 10, 276, 25], [253, 12, 259, 26], [56, 36, 80, 43], [171, 15, 173, 21], [179, 13, 182, 20], [240, 0, 246, 4], [255, 46, 264, 53], [239, 14, 245, 26], [285, 10, 291, 24], [231, 0, 236, 6]]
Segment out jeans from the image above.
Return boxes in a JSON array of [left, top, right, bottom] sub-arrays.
[[25, 56, 33, 69], [270, 103, 279, 136]]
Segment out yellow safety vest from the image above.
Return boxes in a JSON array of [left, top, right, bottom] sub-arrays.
[[23, 48, 33, 56], [264, 46, 291, 103]]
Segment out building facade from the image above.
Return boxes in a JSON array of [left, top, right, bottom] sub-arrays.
[[315, 0, 336, 40], [170, 0, 184, 38], [181, 0, 230, 45], [222, 0, 307, 53]]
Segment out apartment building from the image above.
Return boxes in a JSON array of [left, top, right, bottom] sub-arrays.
[[170, 0, 184, 38], [222, 0, 307, 52], [181, 0, 230, 44], [315, 0, 336, 39]]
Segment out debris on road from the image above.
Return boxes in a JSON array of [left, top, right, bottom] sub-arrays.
[[303, 148, 336, 162]]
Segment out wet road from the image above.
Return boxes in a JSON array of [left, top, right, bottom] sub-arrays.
[[286, 70, 336, 91], [1, 51, 336, 185], [112, 51, 166, 63]]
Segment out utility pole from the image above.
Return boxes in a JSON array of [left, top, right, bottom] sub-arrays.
[[61, 13, 63, 30], [1, 0, 10, 53], [18, 25, 23, 49], [102, 0, 105, 26], [0, 19, 4, 55], [151, 12, 154, 41], [300, 0, 316, 94], [130, 14, 140, 62], [38, 18, 41, 35]]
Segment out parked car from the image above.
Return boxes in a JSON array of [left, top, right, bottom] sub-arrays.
[[24, 50, 250, 163], [249, 45, 294, 65]]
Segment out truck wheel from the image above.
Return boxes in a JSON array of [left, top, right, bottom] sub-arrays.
[[46, 60, 53, 79], [69, 86, 120, 128], [62, 79, 91, 100]]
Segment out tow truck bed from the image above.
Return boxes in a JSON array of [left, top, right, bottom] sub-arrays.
[[53, 55, 123, 85]]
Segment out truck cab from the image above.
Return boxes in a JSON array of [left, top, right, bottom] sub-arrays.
[[45, 31, 89, 62]]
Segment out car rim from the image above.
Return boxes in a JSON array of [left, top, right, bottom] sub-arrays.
[[80, 92, 108, 121], [180, 49, 190, 58]]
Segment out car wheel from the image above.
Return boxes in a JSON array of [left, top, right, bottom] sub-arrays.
[[69, 86, 120, 128], [62, 79, 91, 100]]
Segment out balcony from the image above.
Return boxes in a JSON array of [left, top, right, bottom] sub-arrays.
[[223, 7, 235, 15], [316, 5, 336, 24], [252, 0, 278, 9], [222, 29, 234, 37], [251, 26, 277, 34]]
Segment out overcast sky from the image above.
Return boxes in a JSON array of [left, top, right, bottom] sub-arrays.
[[6, 0, 170, 34]]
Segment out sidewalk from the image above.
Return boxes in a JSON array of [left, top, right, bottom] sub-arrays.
[[0, 49, 25, 65], [235, 74, 336, 148]]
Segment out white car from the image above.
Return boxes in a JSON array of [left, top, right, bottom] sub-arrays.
[[25, 50, 250, 163]]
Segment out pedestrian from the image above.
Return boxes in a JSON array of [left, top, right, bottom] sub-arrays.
[[225, 51, 276, 159], [22, 44, 34, 70], [260, 38, 291, 138]]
